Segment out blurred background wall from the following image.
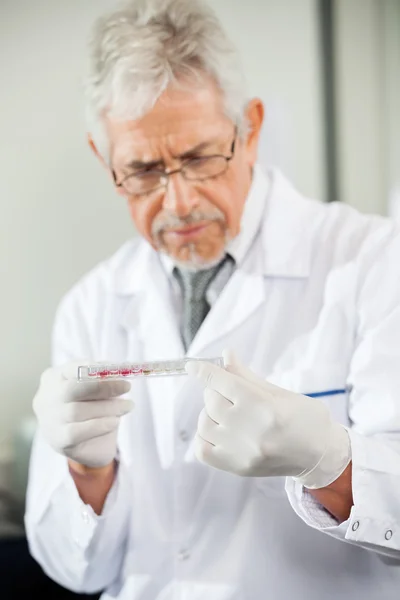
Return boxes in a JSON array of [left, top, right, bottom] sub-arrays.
[[0, 0, 399, 494], [334, 0, 400, 215]]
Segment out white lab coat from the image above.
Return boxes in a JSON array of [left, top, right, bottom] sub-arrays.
[[26, 167, 400, 599]]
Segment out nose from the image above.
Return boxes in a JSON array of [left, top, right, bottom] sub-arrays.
[[162, 172, 199, 218]]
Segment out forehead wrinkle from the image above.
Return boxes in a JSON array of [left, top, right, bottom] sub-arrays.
[[115, 130, 224, 170]]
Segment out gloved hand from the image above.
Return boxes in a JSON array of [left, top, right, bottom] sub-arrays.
[[186, 351, 351, 489], [33, 362, 133, 468]]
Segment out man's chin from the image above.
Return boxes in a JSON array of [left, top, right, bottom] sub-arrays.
[[163, 246, 227, 272]]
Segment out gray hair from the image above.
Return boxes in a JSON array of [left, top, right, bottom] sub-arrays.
[[85, 0, 248, 160]]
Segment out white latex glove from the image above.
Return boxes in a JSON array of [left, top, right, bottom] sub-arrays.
[[33, 362, 133, 468], [186, 351, 351, 489]]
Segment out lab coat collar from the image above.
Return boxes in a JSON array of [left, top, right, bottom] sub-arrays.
[[226, 164, 269, 267], [260, 167, 315, 278], [113, 165, 314, 296]]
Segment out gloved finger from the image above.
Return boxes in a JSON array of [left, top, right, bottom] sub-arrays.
[[60, 416, 120, 449], [62, 379, 131, 402], [62, 398, 134, 423], [194, 431, 216, 465], [222, 349, 265, 386], [204, 388, 233, 425], [222, 349, 241, 370], [186, 360, 259, 404], [222, 349, 286, 394], [195, 435, 237, 474], [197, 407, 220, 446]]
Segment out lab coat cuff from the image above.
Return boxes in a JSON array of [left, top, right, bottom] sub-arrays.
[[342, 429, 400, 549], [286, 429, 400, 551], [49, 457, 127, 552], [285, 477, 345, 530]]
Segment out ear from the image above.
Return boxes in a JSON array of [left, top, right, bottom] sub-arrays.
[[87, 133, 108, 168], [243, 98, 265, 165], [87, 134, 125, 196]]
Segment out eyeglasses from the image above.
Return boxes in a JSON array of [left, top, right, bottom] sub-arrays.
[[113, 128, 237, 197]]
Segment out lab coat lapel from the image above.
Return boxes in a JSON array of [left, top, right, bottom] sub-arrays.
[[138, 264, 184, 468], [138, 265, 183, 362], [117, 244, 184, 469], [118, 243, 183, 360], [188, 248, 266, 357], [188, 167, 270, 356]]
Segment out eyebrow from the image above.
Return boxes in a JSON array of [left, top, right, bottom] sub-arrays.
[[174, 140, 212, 159], [123, 140, 214, 172]]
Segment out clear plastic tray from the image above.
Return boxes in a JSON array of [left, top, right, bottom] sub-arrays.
[[77, 357, 223, 381]]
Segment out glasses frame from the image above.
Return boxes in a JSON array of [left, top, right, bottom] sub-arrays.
[[112, 127, 237, 197]]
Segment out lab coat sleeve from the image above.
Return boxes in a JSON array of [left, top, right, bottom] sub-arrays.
[[24, 285, 132, 593], [25, 435, 132, 593], [286, 222, 400, 558]]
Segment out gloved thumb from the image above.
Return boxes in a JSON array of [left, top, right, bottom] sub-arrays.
[[185, 359, 228, 389], [222, 349, 265, 387], [222, 349, 241, 371]]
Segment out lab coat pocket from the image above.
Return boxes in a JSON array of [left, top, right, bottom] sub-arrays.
[[254, 475, 287, 499], [271, 363, 351, 426]]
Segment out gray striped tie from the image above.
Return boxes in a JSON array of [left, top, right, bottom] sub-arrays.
[[173, 255, 235, 350]]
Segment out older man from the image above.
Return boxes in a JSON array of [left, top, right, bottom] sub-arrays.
[[26, 1, 400, 599]]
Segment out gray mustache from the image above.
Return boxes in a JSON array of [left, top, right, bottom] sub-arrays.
[[152, 212, 224, 235]]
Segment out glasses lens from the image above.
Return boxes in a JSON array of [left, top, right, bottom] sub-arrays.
[[121, 155, 229, 194], [182, 156, 228, 181], [123, 171, 164, 195]]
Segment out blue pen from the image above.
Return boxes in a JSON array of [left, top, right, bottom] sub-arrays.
[[305, 388, 348, 399]]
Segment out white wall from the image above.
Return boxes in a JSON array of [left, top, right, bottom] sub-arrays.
[[0, 0, 325, 457], [211, 0, 326, 201], [383, 0, 400, 219], [333, 0, 392, 215]]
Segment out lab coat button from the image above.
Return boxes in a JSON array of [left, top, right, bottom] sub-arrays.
[[178, 549, 190, 561], [82, 510, 90, 524], [179, 430, 189, 442], [385, 530, 393, 540], [351, 520, 360, 532]]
